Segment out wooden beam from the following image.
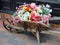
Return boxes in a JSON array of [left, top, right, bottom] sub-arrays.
[[41, 30, 60, 35]]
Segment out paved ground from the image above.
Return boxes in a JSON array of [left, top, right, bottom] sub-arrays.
[[0, 20, 60, 45]]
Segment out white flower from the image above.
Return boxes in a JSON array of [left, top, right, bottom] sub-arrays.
[[37, 5, 42, 14], [46, 4, 50, 8], [49, 9, 52, 13], [18, 10, 24, 15]]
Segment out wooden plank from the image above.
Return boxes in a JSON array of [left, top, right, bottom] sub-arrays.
[[50, 23, 60, 30], [41, 30, 60, 35], [36, 30, 40, 44]]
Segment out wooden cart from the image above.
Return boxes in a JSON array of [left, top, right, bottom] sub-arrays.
[[1, 13, 51, 44]]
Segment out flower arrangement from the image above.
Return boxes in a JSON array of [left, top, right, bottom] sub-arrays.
[[12, 3, 52, 24]]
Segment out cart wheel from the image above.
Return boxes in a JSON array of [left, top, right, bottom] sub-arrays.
[[3, 19, 20, 33], [3, 19, 12, 32]]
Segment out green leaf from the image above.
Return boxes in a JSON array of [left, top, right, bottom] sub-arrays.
[[42, 7, 50, 15]]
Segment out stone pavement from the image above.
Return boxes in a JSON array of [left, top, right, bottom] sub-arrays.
[[0, 20, 60, 45]]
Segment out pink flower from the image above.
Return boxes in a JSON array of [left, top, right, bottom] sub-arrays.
[[30, 3, 37, 10], [43, 14, 51, 23], [16, 7, 19, 10], [16, 7, 18, 9], [31, 11, 36, 15], [19, 5, 22, 8], [48, 14, 51, 18], [13, 16, 20, 24], [33, 6, 37, 11], [30, 3, 36, 8]]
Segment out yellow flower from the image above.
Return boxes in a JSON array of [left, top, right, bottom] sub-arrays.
[[22, 6, 26, 10], [29, 8, 32, 12]]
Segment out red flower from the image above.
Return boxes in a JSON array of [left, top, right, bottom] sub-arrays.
[[35, 16, 41, 21], [26, 4, 30, 8], [25, 4, 31, 11], [30, 14, 41, 22], [30, 14, 35, 21], [25, 6, 30, 11]]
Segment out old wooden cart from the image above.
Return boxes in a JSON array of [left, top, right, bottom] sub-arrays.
[[1, 13, 51, 44]]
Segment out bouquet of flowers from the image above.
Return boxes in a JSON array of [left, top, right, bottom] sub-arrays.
[[12, 3, 52, 24]]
